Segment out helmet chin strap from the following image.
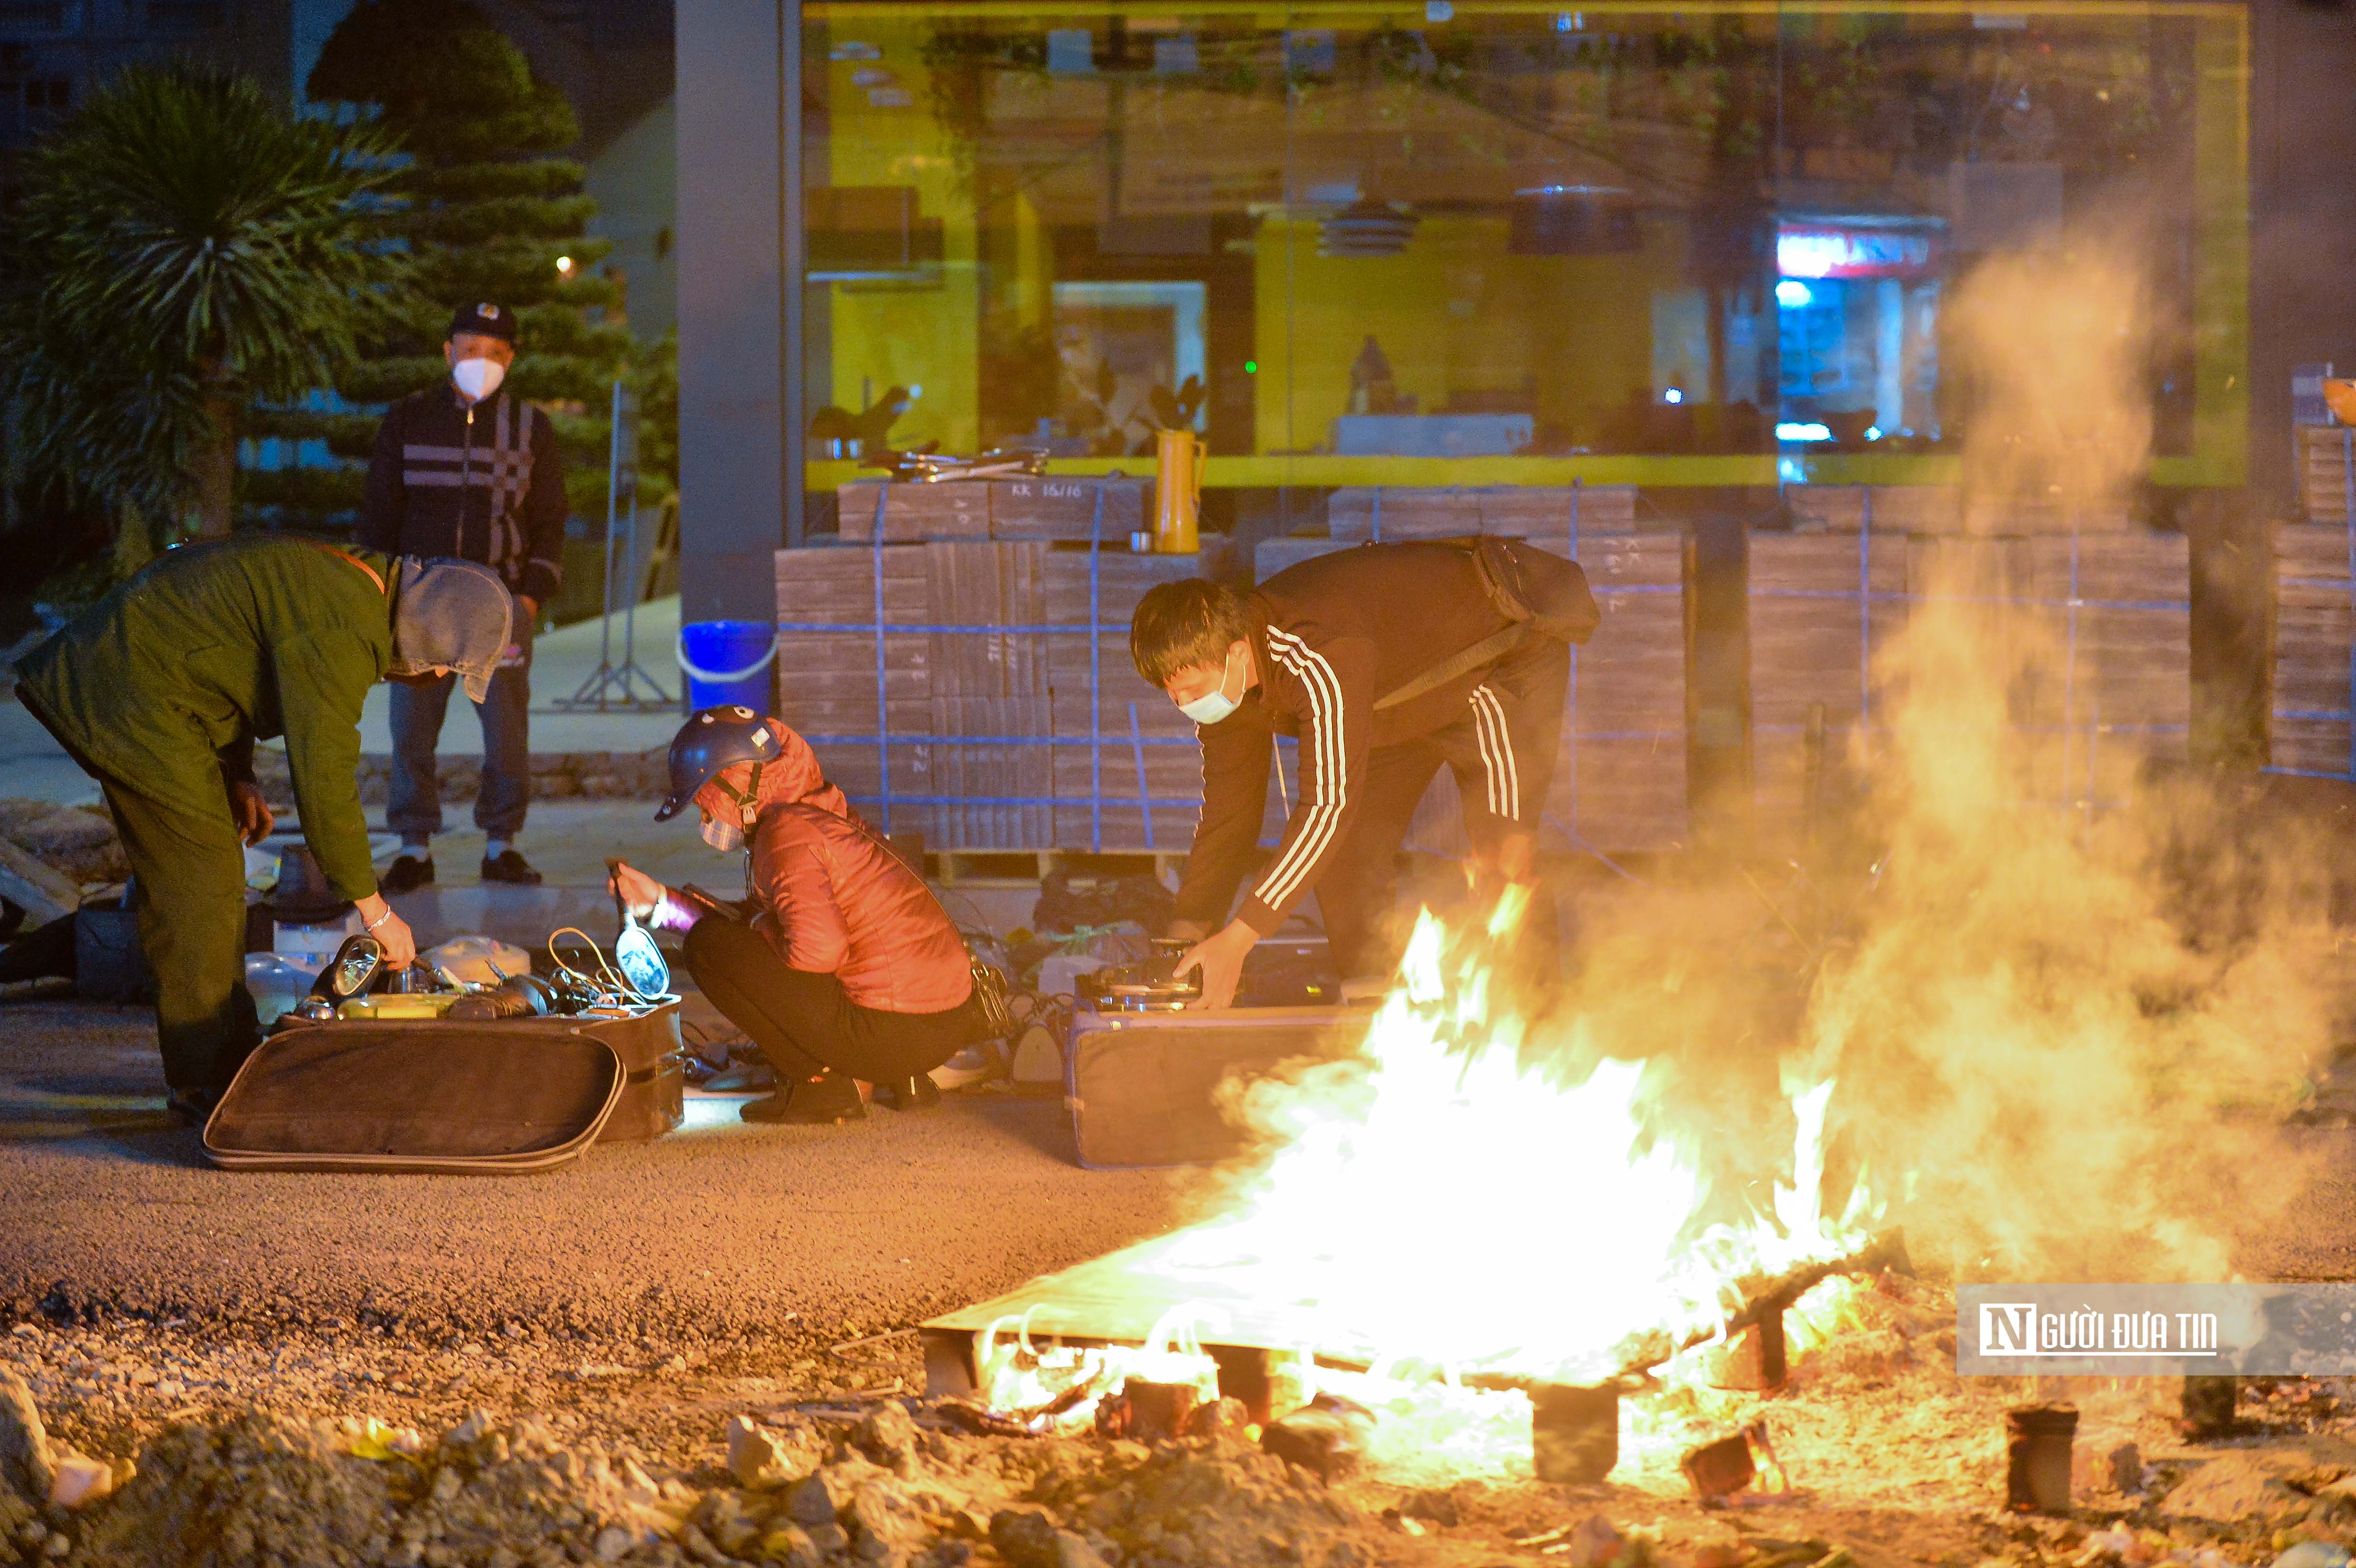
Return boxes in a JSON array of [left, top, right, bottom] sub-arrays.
[[709, 762, 765, 868]]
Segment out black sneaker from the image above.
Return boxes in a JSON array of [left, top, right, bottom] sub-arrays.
[[382, 855, 435, 895], [873, 1074, 941, 1112], [480, 849, 543, 885], [741, 1072, 865, 1125]]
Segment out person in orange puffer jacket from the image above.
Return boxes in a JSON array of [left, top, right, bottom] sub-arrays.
[[609, 707, 984, 1124]]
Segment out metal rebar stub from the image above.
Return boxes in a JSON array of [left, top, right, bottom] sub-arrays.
[[1679, 1427, 1757, 1499], [1206, 1344, 1276, 1424], [2180, 1376, 2238, 1439], [2004, 1404, 2079, 1514], [1531, 1383, 1620, 1484], [1111, 1380, 1200, 1442], [1700, 1314, 1788, 1392]]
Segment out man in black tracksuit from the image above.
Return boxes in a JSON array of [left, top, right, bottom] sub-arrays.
[[360, 302, 569, 890], [1132, 540, 1595, 1007]]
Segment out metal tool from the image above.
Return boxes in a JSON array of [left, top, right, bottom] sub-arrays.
[[1075, 940, 1203, 1012], [865, 446, 1049, 484]]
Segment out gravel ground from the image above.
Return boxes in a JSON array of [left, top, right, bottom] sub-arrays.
[[0, 1000, 1184, 1352], [10, 1000, 2356, 1566], [2, 1261, 2353, 1568]]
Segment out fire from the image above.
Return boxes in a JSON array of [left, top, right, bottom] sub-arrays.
[[973, 1305, 1221, 1435], [1154, 910, 1877, 1387], [974, 902, 1880, 1466]]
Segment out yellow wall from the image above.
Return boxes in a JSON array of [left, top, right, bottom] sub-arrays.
[[1251, 214, 1664, 455], [822, 16, 980, 452]]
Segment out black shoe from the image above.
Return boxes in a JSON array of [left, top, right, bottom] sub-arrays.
[[873, 1074, 941, 1112], [741, 1072, 865, 1125], [165, 1086, 218, 1129], [382, 855, 435, 895], [480, 849, 542, 885]]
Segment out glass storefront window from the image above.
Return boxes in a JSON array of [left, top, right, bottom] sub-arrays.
[[799, 1, 2247, 494]]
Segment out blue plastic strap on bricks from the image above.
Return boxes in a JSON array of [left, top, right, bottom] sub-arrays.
[[843, 793, 1203, 809], [1566, 479, 1580, 834], [1859, 487, 1874, 746], [800, 733, 1190, 748], [1543, 812, 1645, 883], [1129, 701, 1154, 849], [1090, 487, 1105, 853], [873, 526, 892, 833], [779, 622, 1130, 633], [2064, 531, 2082, 808]]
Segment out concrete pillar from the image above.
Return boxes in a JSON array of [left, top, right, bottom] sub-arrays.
[[675, 0, 802, 624]]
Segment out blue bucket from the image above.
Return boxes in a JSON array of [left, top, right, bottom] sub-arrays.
[[676, 620, 778, 714]]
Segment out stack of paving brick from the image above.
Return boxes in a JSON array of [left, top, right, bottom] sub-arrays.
[[1750, 488, 2190, 841], [1748, 529, 1907, 840], [771, 544, 936, 818], [838, 476, 1148, 543], [1038, 540, 1241, 851], [1324, 483, 1638, 543], [2275, 522, 2356, 779], [773, 535, 1235, 852], [1551, 531, 1690, 855], [2297, 427, 2356, 524]]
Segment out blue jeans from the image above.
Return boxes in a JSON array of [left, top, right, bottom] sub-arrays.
[[386, 607, 533, 842]]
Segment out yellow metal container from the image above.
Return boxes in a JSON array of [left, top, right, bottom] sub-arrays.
[[1153, 428, 1204, 553], [337, 994, 462, 1021]]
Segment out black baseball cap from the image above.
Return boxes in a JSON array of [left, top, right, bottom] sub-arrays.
[[446, 302, 516, 344]]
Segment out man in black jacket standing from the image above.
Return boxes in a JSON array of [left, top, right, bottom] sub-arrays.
[[360, 302, 569, 890], [1132, 540, 1595, 1008]]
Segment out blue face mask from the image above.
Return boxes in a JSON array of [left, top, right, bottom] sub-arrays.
[[1177, 646, 1243, 725]]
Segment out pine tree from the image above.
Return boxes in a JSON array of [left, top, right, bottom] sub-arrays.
[[240, 0, 631, 535], [1, 68, 400, 561]]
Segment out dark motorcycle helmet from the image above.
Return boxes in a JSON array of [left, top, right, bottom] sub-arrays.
[[653, 706, 786, 823]]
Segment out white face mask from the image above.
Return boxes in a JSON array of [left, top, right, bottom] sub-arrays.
[[1177, 646, 1243, 726], [699, 812, 743, 854], [451, 357, 506, 401]]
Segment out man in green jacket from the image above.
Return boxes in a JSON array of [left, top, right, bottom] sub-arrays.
[[14, 536, 512, 1122]]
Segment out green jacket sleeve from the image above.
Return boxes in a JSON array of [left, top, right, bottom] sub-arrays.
[[274, 629, 379, 902]]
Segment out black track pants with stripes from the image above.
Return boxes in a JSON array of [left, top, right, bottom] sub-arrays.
[[1311, 637, 1570, 983]]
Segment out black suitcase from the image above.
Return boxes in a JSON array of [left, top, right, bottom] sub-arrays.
[[563, 1004, 686, 1143], [1064, 1005, 1370, 1170], [207, 1002, 684, 1173]]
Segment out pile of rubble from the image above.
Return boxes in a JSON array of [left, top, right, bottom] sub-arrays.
[[8, 1280, 2356, 1568], [0, 1362, 1390, 1568], [0, 801, 122, 929]]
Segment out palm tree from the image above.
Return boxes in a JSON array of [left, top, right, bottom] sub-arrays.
[[0, 67, 403, 545]]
